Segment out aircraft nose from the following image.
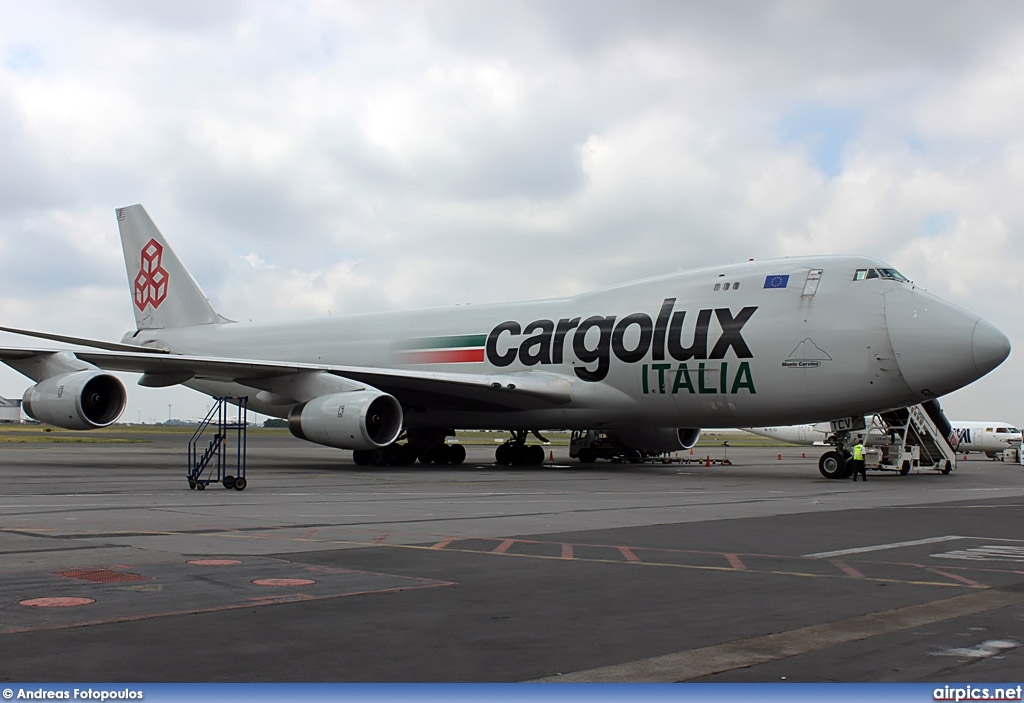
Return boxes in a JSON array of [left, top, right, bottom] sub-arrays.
[[884, 287, 1010, 398], [972, 316, 1012, 379]]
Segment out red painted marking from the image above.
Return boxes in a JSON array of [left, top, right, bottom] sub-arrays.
[[252, 578, 317, 587], [925, 567, 984, 588], [187, 559, 243, 566], [561, 543, 573, 560], [617, 547, 641, 562], [297, 529, 323, 540], [20, 597, 95, 608], [724, 553, 746, 570], [431, 537, 457, 550], [371, 533, 394, 544], [832, 560, 865, 579], [56, 568, 149, 583], [492, 539, 516, 554], [404, 349, 485, 364]]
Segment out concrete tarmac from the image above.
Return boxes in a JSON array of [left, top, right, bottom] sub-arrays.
[[1, 432, 1023, 682]]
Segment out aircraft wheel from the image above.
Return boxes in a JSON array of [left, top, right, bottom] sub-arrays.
[[528, 445, 545, 465], [352, 449, 372, 466], [222, 475, 236, 489], [234, 477, 247, 491], [900, 460, 911, 476], [495, 443, 512, 466], [396, 444, 417, 466], [818, 450, 849, 479], [448, 443, 466, 465]]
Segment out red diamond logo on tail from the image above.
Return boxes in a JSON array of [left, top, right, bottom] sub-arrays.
[[134, 238, 169, 310]]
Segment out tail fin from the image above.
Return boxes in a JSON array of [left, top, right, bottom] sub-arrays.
[[117, 204, 230, 330]]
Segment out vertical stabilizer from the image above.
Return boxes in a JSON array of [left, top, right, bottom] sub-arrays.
[[117, 204, 228, 330]]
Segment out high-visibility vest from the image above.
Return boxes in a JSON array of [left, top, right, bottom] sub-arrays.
[[853, 444, 864, 460]]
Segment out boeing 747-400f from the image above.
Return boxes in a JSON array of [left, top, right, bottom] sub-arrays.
[[0, 205, 1011, 470]]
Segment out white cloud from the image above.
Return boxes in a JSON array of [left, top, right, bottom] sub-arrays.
[[2, 0, 1024, 424]]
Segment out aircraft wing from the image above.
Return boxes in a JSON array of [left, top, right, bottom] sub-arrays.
[[0, 346, 575, 412]]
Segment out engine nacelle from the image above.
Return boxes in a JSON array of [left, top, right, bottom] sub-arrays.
[[22, 371, 127, 430], [288, 390, 403, 450], [610, 427, 702, 452]]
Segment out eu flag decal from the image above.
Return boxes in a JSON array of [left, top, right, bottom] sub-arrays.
[[764, 274, 789, 289]]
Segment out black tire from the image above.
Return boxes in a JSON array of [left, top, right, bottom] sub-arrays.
[[188, 477, 197, 490], [900, 460, 911, 476], [818, 450, 850, 479], [448, 443, 467, 465], [941, 460, 952, 475], [234, 476, 247, 491], [196, 481, 206, 490], [222, 475, 236, 489], [352, 449, 372, 466], [495, 443, 512, 466], [578, 447, 596, 463], [528, 445, 545, 465]]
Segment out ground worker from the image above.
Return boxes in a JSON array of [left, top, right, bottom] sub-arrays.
[[851, 441, 866, 481]]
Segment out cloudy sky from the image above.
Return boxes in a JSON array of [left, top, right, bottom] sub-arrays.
[[1, 0, 1022, 425]]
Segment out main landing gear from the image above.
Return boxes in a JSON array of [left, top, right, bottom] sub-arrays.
[[351, 429, 467, 467], [495, 430, 547, 466]]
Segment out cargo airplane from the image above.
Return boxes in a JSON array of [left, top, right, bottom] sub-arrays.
[[0, 205, 1011, 471], [744, 420, 1022, 459]]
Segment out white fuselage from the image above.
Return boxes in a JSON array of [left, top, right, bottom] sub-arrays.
[[744, 420, 1022, 456], [126, 254, 1006, 432]]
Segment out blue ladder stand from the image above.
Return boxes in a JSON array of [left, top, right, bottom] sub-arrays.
[[187, 396, 248, 491]]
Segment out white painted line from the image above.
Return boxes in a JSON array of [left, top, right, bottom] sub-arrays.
[[804, 535, 966, 558]]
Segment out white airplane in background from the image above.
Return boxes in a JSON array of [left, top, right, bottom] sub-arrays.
[[0, 205, 1011, 472], [743, 421, 1022, 458]]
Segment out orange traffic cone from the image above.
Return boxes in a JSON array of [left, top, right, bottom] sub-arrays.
[[705, 455, 711, 467], [777, 453, 782, 460], [801, 452, 806, 459], [689, 448, 694, 455], [549, 450, 554, 461]]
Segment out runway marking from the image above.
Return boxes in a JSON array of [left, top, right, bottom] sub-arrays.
[[724, 554, 745, 570], [136, 528, 1010, 590], [493, 540, 516, 554], [19, 597, 95, 608], [56, 568, 149, 583], [832, 560, 864, 579], [932, 545, 1024, 562], [804, 535, 967, 558], [533, 588, 1024, 682], [618, 547, 641, 562], [252, 578, 317, 587], [923, 566, 983, 588]]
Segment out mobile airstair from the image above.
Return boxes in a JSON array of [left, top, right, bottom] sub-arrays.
[[187, 396, 249, 491], [817, 400, 957, 478]]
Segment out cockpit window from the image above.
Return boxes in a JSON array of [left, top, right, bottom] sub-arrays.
[[877, 268, 909, 282], [997, 427, 1020, 434], [853, 267, 909, 282]]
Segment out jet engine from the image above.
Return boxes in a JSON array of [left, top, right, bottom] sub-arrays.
[[610, 427, 702, 452], [22, 370, 127, 430], [288, 390, 403, 450]]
